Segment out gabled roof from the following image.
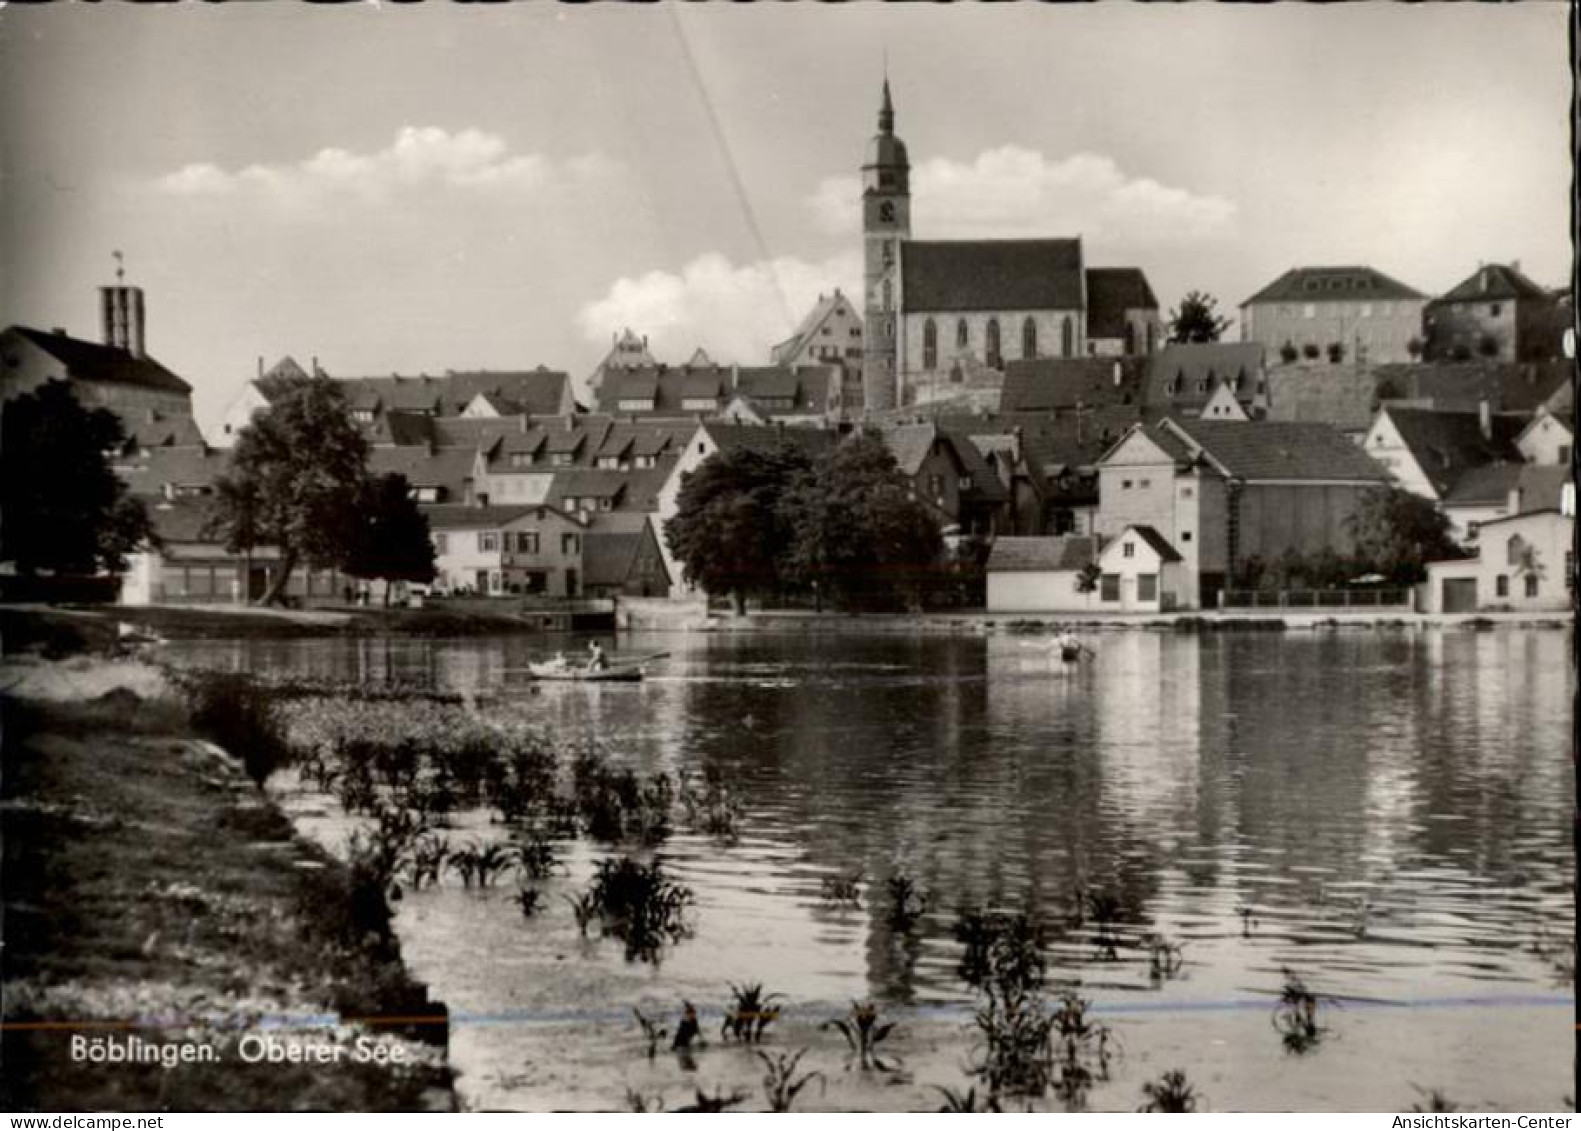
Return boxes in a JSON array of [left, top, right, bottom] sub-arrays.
[[1512, 465, 1572, 513], [125, 412, 206, 450], [771, 291, 861, 363], [1372, 361, 1572, 415], [882, 423, 944, 477], [1000, 358, 1146, 413], [1167, 418, 1389, 482], [1142, 342, 1266, 409], [1441, 463, 1524, 507], [4, 326, 192, 394], [368, 447, 476, 500], [1084, 268, 1158, 338], [371, 410, 440, 447], [144, 497, 224, 544], [1378, 407, 1524, 495], [116, 446, 228, 498], [986, 535, 1096, 573], [546, 465, 673, 512], [902, 239, 1084, 313], [1112, 525, 1183, 563], [1264, 365, 1379, 432], [1429, 263, 1553, 306], [1242, 266, 1425, 307]]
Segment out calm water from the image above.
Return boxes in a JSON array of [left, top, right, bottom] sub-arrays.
[[167, 628, 1576, 1110]]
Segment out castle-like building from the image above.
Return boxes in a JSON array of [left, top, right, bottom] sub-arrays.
[[860, 82, 1162, 412]]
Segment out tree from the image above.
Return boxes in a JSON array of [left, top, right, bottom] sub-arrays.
[[1346, 485, 1465, 585], [0, 382, 153, 575], [208, 375, 369, 605], [781, 433, 943, 611], [1166, 291, 1232, 344], [664, 443, 812, 614], [1075, 561, 1102, 594], [344, 473, 437, 605]]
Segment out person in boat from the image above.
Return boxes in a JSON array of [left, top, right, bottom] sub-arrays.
[[586, 640, 608, 672], [1054, 629, 1084, 661]]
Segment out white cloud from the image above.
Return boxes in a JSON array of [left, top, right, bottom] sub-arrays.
[[810, 146, 1236, 246], [153, 127, 615, 209], [577, 251, 862, 364]]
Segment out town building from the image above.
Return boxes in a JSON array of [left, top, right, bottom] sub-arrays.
[[771, 290, 865, 369], [1359, 405, 1524, 527], [424, 503, 590, 597], [586, 328, 658, 407], [1421, 506, 1575, 613], [581, 513, 672, 599], [1515, 406, 1574, 466], [1423, 263, 1563, 363], [857, 81, 1159, 411], [984, 535, 1098, 613], [1140, 342, 1269, 419], [1441, 463, 1573, 544], [1094, 417, 1389, 607], [2, 286, 199, 438], [590, 362, 842, 420], [880, 422, 1009, 538], [1240, 266, 1426, 364], [1094, 525, 1187, 613]]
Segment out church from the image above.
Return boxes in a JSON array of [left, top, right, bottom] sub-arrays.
[[860, 82, 1163, 412]]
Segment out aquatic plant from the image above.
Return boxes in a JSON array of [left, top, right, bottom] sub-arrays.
[[564, 892, 598, 937], [510, 832, 558, 880], [1272, 967, 1327, 1054], [624, 1089, 662, 1113], [585, 856, 694, 962], [1082, 888, 1125, 961], [820, 870, 862, 906], [933, 1085, 1000, 1112], [403, 833, 450, 891], [1048, 991, 1114, 1110], [954, 908, 1047, 996], [673, 1087, 749, 1113], [679, 764, 744, 842], [971, 985, 1055, 1099], [671, 1000, 703, 1051], [1139, 1069, 1200, 1112], [1409, 1086, 1459, 1113], [884, 872, 931, 932], [633, 1008, 667, 1059], [514, 886, 542, 919], [1144, 932, 1185, 982], [757, 1048, 822, 1112], [722, 982, 782, 1044], [823, 1001, 898, 1071], [446, 841, 513, 889]]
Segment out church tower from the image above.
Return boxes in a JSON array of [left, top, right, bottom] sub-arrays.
[[861, 79, 910, 413]]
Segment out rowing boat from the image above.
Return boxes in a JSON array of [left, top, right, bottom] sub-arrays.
[[525, 661, 644, 682]]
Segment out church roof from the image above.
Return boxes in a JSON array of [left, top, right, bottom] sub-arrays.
[[1084, 268, 1158, 338], [901, 239, 1084, 313], [5, 326, 192, 395]]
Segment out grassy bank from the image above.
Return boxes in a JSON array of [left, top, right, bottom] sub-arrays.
[[2, 603, 552, 644], [0, 663, 454, 1112]]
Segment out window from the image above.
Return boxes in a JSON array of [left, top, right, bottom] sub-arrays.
[[960, 475, 973, 491], [1123, 542, 1135, 558], [1180, 486, 1194, 499], [1139, 478, 1151, 488], [1061, 316, 1074, 358], [1022, 317, 1037, 360], [928, 474, 945, 497], [479, 531, 500, 552], [986, 318, 1002, 369], [1525, 573, 1539, 598], [1303, 304, 1316, 319], [1122, 478, 1133, 490], [1100, 574, 1120, 601], [1490, 303, 1502, 317], [882, 280, 892, 312], [510, 452, 535, 468], [562, 532, 580, 555], [414, 486, 439, 503], [433, 532, 448, 555], [1181, 531, 1193, 542], [923, 318, 937, 370], [1559, 445, 1571, 464], [1124, 323, 1136, 355], [1496, 574, 1509, 598], [517, 532, 539, 554], [1138, 574, 1158, 601], [1506, 534, 1525, 566]]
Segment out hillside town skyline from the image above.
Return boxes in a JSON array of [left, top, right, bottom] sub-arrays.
[[1, 3, 1571, 434]]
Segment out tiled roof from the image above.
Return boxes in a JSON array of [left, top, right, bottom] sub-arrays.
[[1084, 268, 1158, 338], [1441, 463, 1524, 506], [1513, 465, 1572, 513], [1264, 365, 1379, 432], [6, 326, 193, 394], [1372, 361, 1571, 415], [1122, 525, 1183, 563], [1168, 418, 1389, 482], [1143, 343, 1266, 410], [368, 447, 476, 500], [420, 504, 576, 530], [987, 535, 1096, 573], [902, 239, 1084, 313], [1000, 357, 1146, 413], [1242, 266, 1425, 306], [771, 292, 861, 363], [703, 422, 839, 459], [941, 426, 1009, 501], [371, 410, 439, 447], [116, 447, 228, 498], [1380, 408, 1523, 495], [125, 412, 206, 450], [144, 498, 224, 544], [1430, 264, 1553, 306], [881, 423, 940, 477], [546, 465, 674, 512]]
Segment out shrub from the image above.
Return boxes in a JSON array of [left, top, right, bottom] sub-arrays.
[[584, 856, 694, 962], [1302, 342, 1321, 360], [1327, 341, 1345, 363], [1279, 341, 1299, 364], [179, 671, 291, 786]]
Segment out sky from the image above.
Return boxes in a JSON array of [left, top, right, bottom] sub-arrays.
[[0, 3, 1572, 434]]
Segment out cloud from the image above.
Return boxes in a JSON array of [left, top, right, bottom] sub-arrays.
[[153, 127, 616, 209], [577, 251, 862, 363], [810, 147, 1236, 246]]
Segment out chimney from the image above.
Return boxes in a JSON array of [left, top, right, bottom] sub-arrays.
[[257, 356, 264, 379], [731, 364, 740, 389], [52, 326, 67, 337], [1478, 397, 1492, 441]]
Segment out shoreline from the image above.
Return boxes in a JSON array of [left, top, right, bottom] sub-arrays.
[[0, 655, 456, 1112]]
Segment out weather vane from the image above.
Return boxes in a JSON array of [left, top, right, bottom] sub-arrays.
[[112, 250, 124, 284]]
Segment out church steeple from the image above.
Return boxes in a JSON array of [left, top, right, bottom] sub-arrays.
[[861, 76, 910, 414], [879, 78, 895, 135]]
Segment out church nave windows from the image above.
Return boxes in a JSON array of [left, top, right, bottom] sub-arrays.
[[986, 318, 1002, 370], [923, 318, 937, 370], [956, 319, 969, 349], [1022, 317, 1037, 360], [1061, 316, 1074, 358]]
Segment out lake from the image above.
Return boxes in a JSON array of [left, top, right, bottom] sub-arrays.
[[166, 626, 1575, 1111]]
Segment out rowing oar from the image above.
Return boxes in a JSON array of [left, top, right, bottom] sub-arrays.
[[621, 651, 671, 664]]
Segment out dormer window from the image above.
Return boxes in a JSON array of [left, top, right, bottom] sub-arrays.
[[509, 452, 535, 468]]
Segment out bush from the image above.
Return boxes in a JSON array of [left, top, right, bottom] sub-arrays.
[[1477, 333, 1500, 358], [1327, 341, 1345, 363], [1279, 341, 1299, 364], [1301, 342, 1321, 360], [178, 671, 291, 786]]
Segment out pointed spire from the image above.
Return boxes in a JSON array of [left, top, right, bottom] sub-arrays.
[[878, 77, 895, 135]]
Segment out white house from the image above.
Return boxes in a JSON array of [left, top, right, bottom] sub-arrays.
[[1093, 524, 1187, 612], [984, 536, 1099, 612], [1421, 507, 1575, 613], [1515, 406, 1574, 466]]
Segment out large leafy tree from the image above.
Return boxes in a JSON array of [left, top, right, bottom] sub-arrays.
[[782, 433, 943, 611], [208, 375, 369, 605], [0, 382, 153, 575], [1346, 485, 1465, 584], [344, 473, 437, 604], [664, 444, 812, 614], [1167, 290, 1233, 344]]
